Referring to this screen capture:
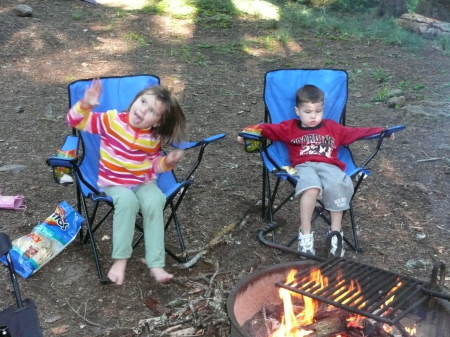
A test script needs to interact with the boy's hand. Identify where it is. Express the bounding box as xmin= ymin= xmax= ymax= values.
xmin=388 ymin=133 xmax=395 ymax=141
xmin=237 ymin=136 xmax=245 ymax=145
xmin=165 ymin=149 xmax=185 ymax=167
xmin=81 ymin=77 xmax=102 ymax=107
